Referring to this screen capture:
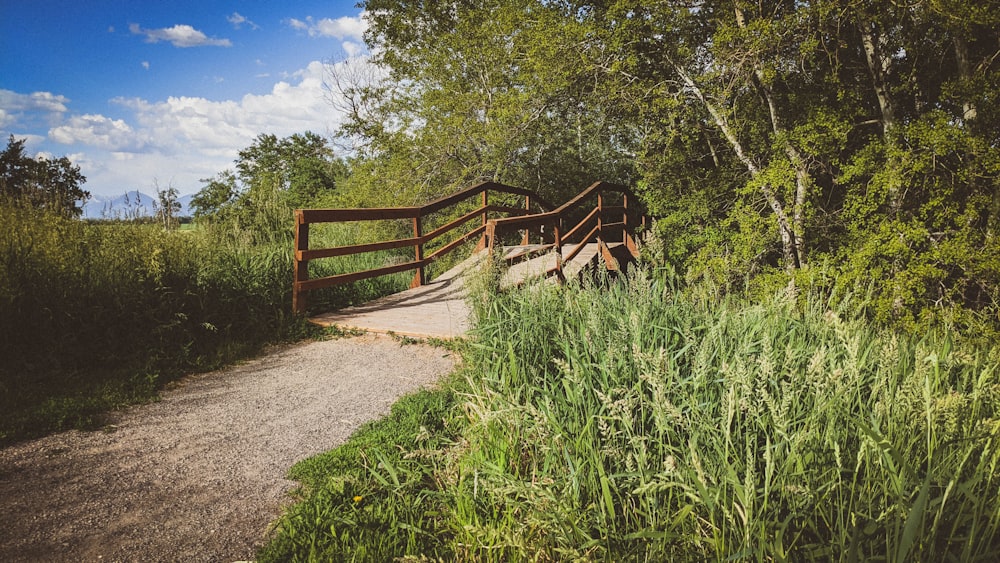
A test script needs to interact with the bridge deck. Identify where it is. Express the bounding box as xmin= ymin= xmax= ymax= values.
xmin=308 ymin=243 xmax=612 ymax=338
